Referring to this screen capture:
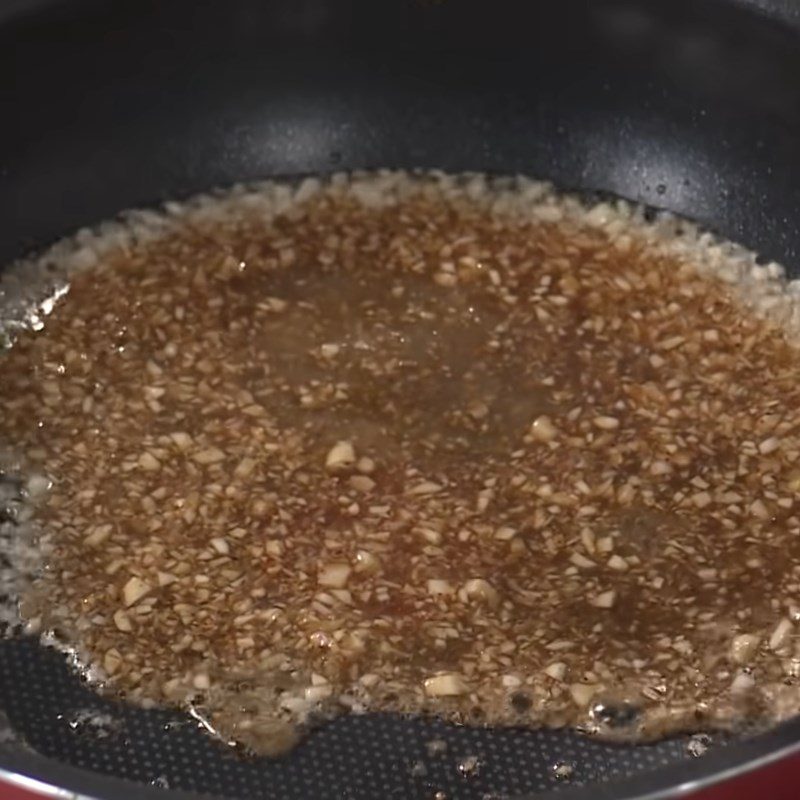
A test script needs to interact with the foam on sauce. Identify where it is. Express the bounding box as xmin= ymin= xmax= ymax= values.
xmin=3 ymin=172 xmax=800 ymax=754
